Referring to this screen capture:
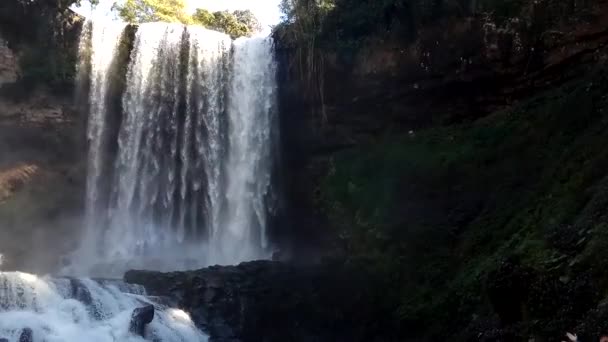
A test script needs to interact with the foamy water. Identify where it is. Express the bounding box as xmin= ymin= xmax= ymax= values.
xmin=0 ymin=272 xmax=207 ymax=342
